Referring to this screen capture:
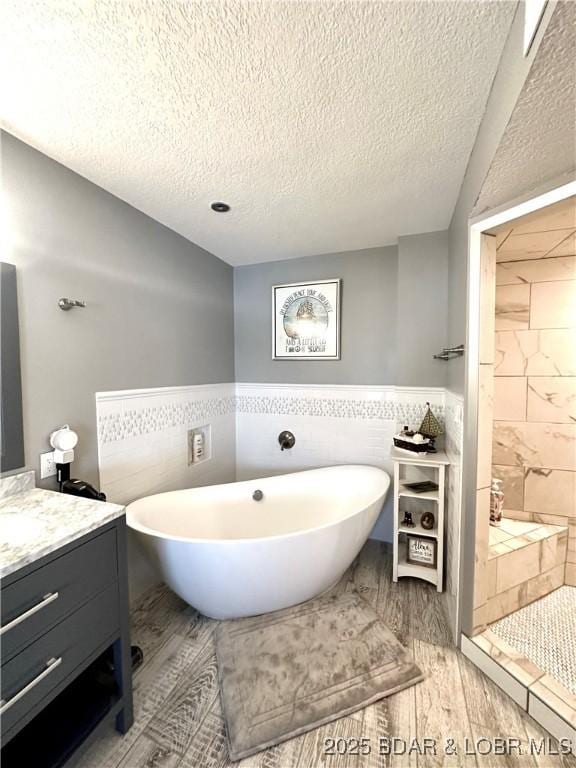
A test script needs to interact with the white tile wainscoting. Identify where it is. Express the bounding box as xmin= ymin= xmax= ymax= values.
xmin=96 ymin=383 xmax=237 ymax=506
xmin=95 ymin=382 xmax=460 ymax=622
